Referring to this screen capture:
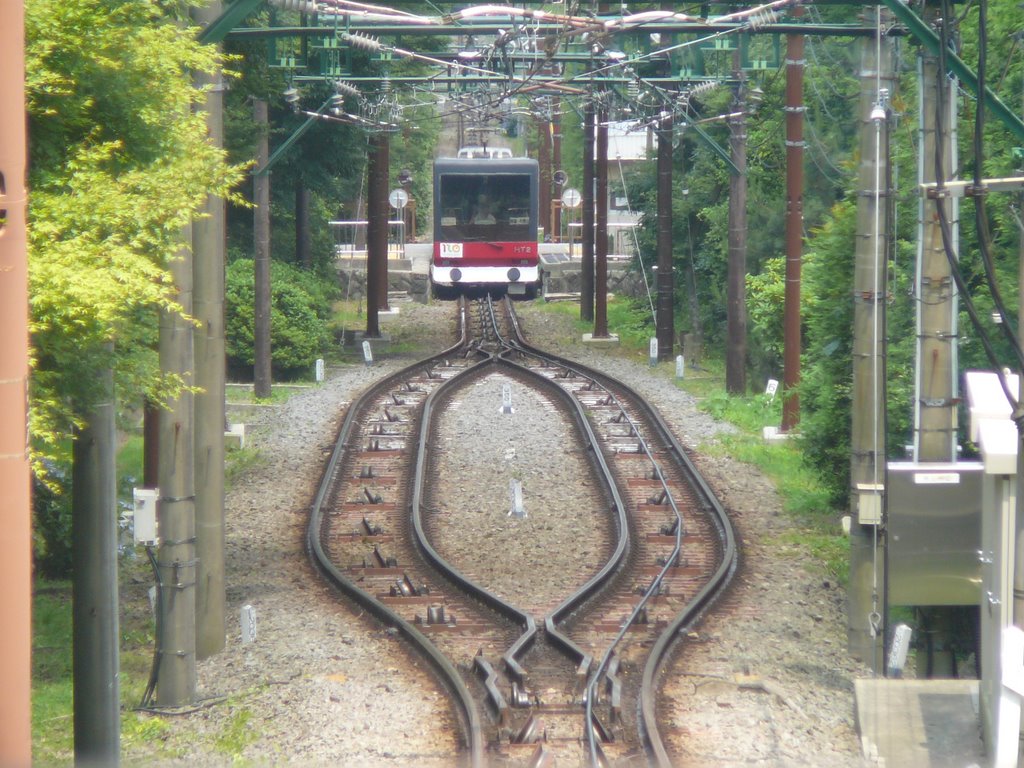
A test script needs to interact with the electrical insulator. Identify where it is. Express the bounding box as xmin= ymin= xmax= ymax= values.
xmin=342 ymin=32 xmax=383 ymax=52
xmin=271 ymin=0 xmax=317 ymax=12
